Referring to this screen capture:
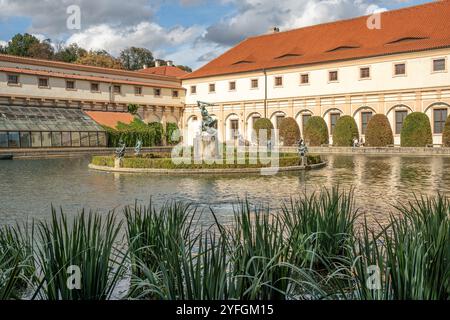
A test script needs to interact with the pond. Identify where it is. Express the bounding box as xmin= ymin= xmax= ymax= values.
xmin=1 ymin=154 xmax=450 ymax=226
